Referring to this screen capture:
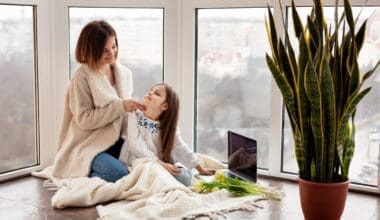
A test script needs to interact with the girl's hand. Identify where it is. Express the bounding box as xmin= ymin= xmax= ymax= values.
xmin=158 ymin=160 xmax=181 ymax=175
xmin=196 ymin=165 xmax=215 ymax=176
xmin=123 ymin=99 xmax=146 ymax=112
